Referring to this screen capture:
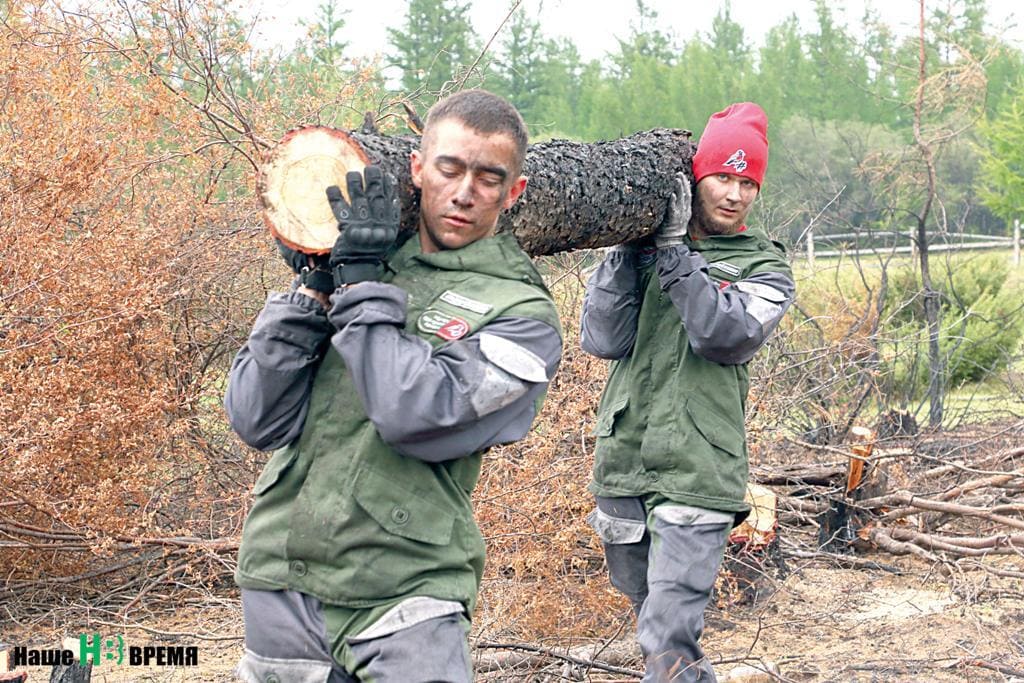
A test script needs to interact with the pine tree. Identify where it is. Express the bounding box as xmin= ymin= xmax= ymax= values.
xmin=300 ymin=0 xmax=349 ymax=68
xmin=388 ymin=0 xmax=479 ymax=96
xmin=976 ymin=84 xmax=1024 ymax=224
xmin=491 ymin=7 xmax=545 ymax=121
